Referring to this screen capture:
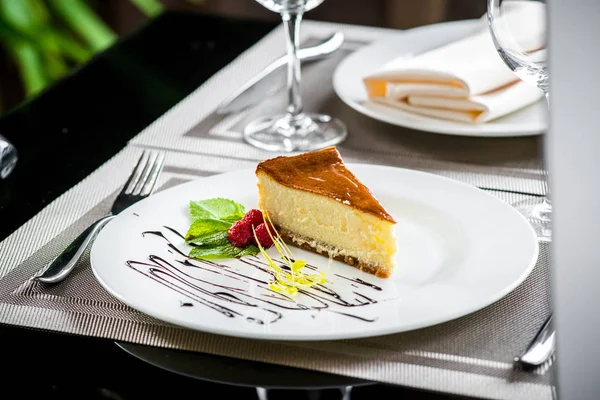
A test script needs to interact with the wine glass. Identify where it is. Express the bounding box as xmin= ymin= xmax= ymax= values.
xmin=245 ymin=0 xmax=347 ymax=152
xmin=256 ymin=386 xmax=352 ymax=400
xmin=488 ymin=0 xmax=552 ymax=242
xmin=0 ymin=134 xmax=18 ymax=179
